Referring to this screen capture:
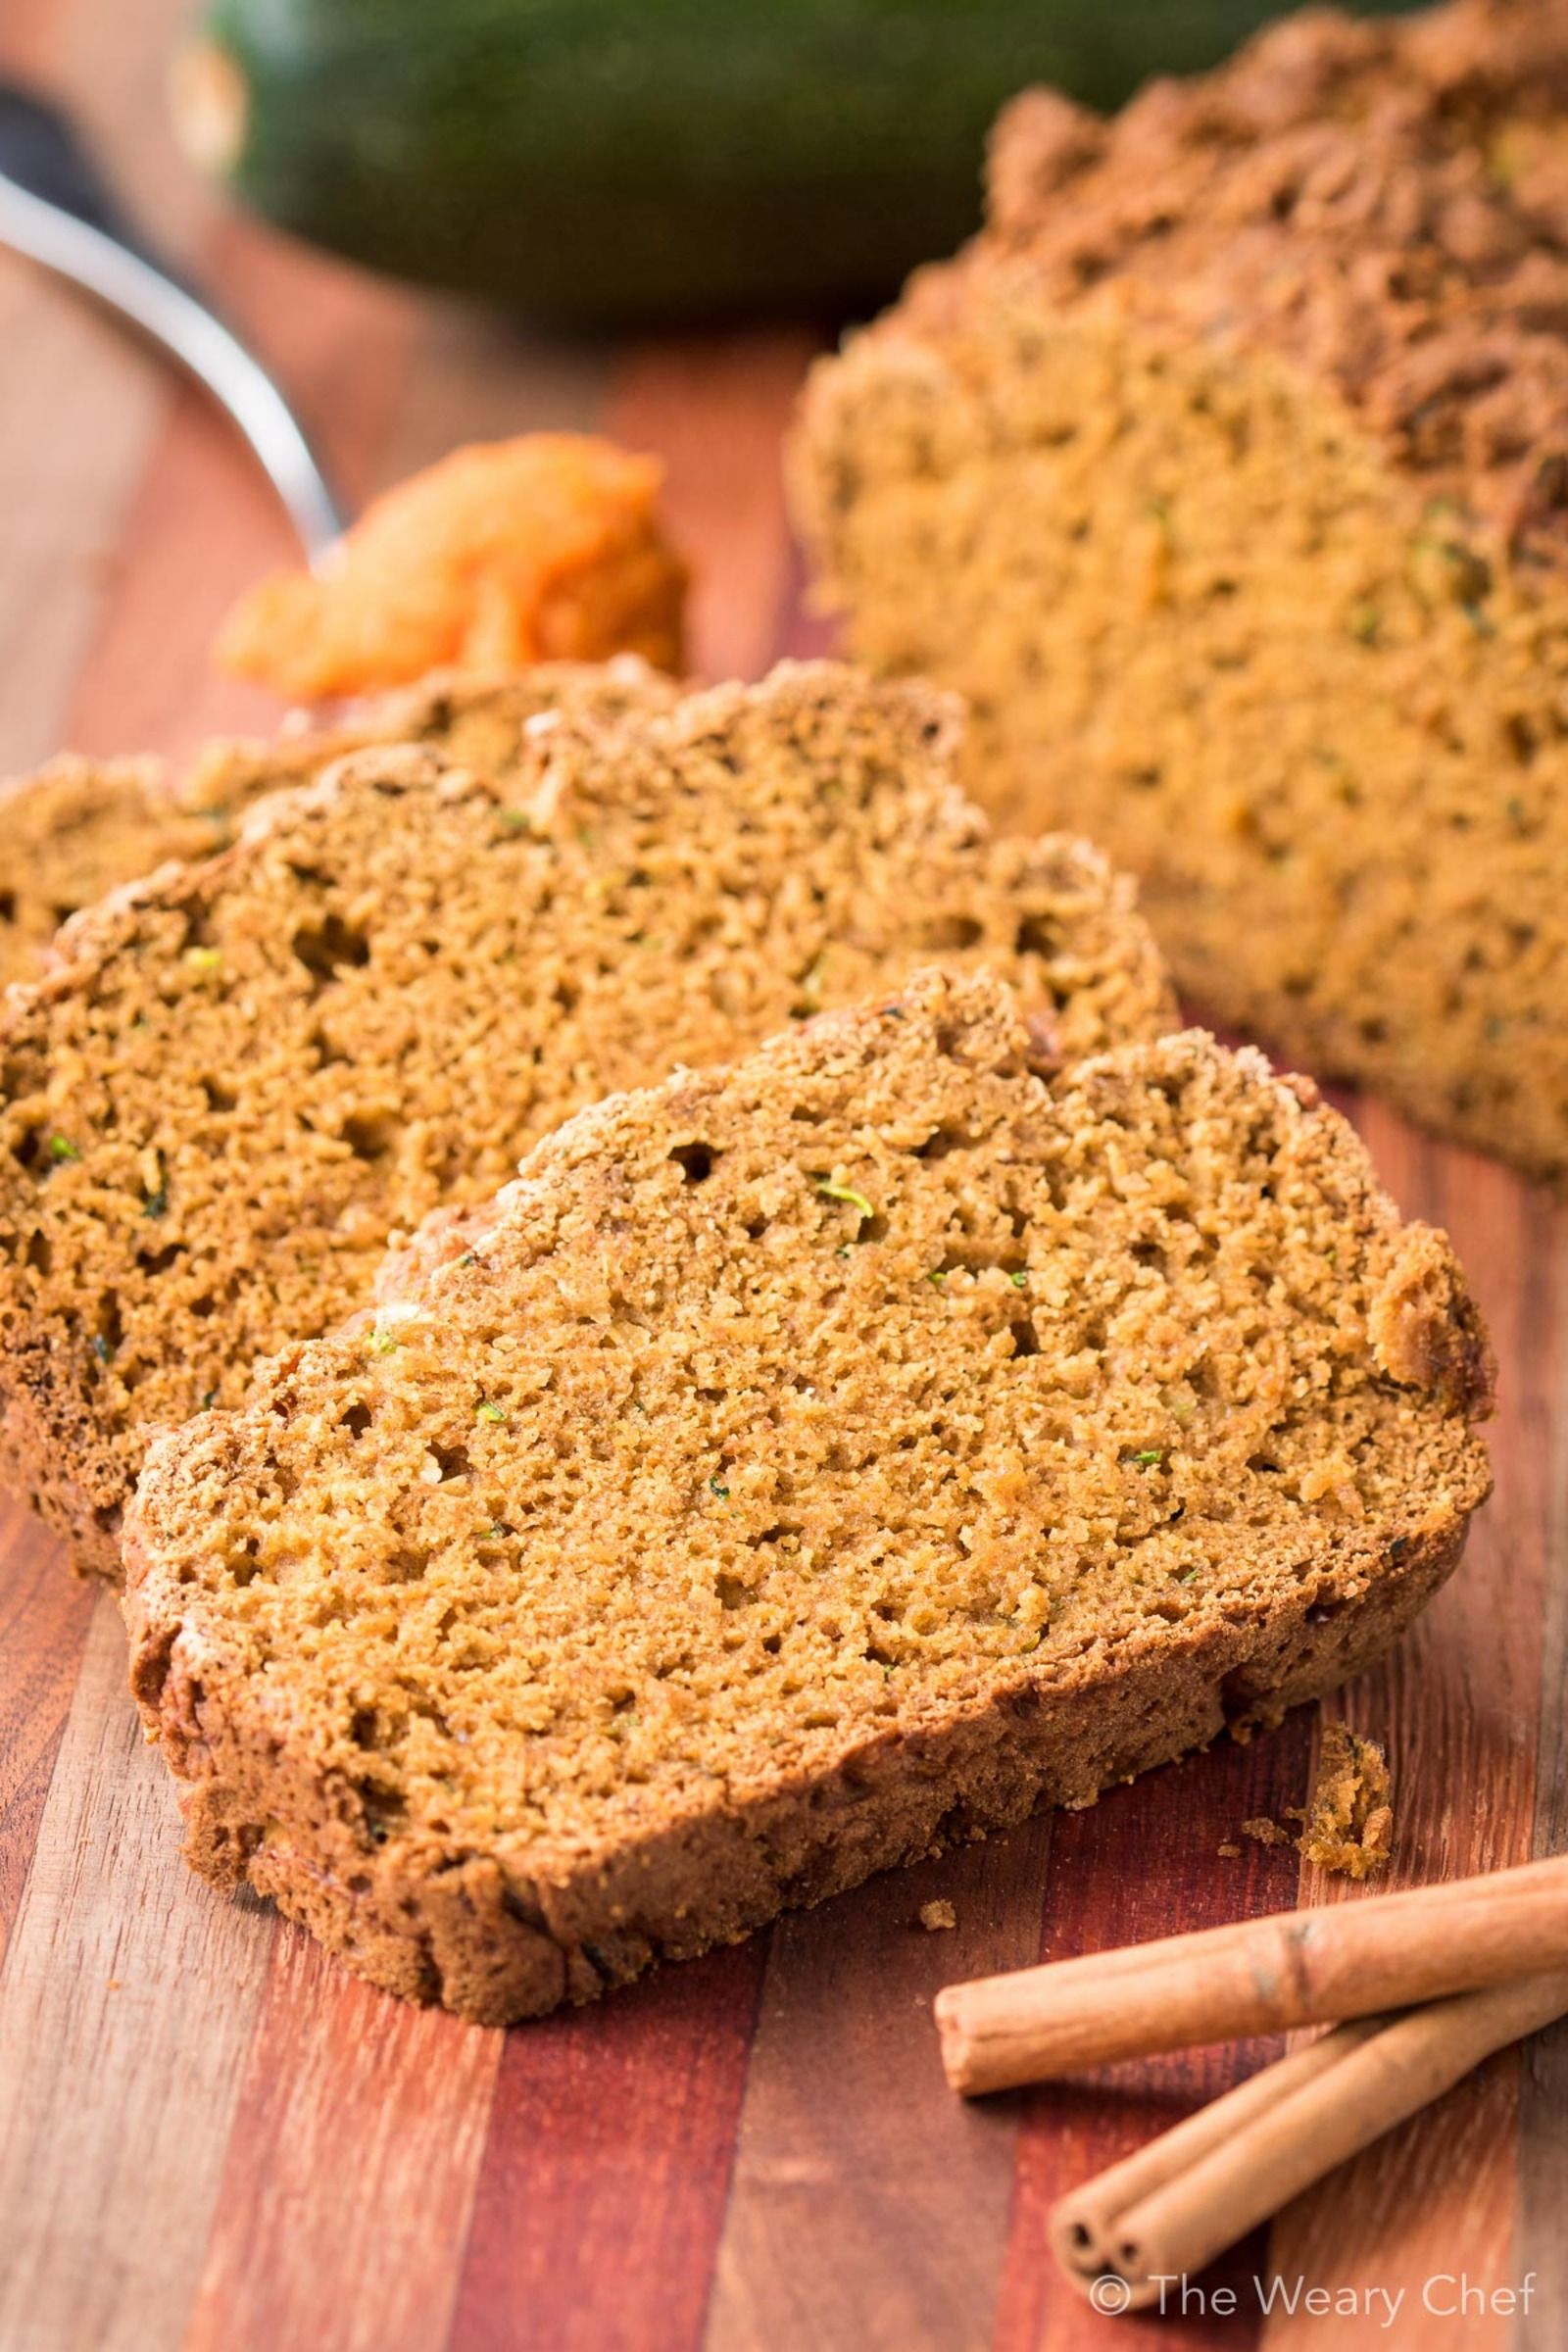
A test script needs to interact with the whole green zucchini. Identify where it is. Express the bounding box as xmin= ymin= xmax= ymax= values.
xmin=177 ymin=0 xmax=1424 ymax=327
